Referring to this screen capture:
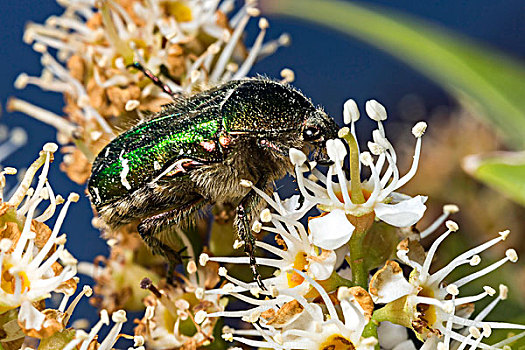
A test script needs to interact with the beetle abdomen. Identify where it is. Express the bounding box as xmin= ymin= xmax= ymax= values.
xmin=88 ymin=112 xmax=222 ymax=207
